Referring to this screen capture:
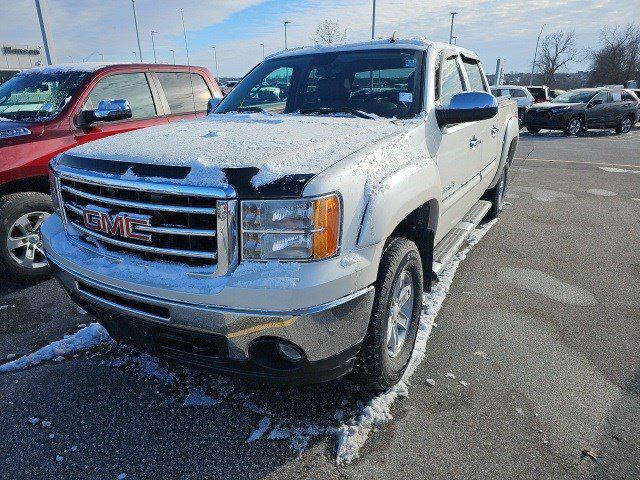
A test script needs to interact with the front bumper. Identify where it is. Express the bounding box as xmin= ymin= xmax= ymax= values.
xmin=50 ymin=256 xmax=375 ymax=383
xmin=523 ymin=110 xmax=572 ymax=130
